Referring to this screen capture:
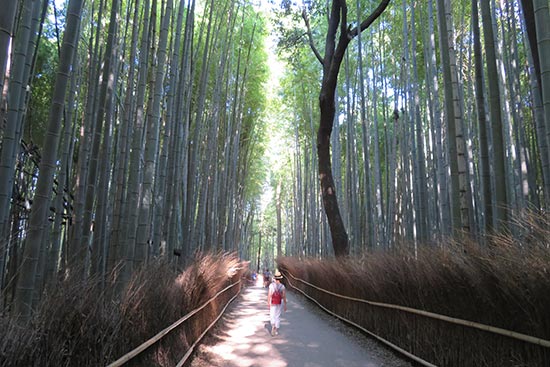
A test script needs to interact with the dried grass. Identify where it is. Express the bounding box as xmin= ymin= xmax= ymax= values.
xmin=0 ymin=252 xmax=246 ymax=367
xmin=278 ymin=212 xmax=550 ymax=366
